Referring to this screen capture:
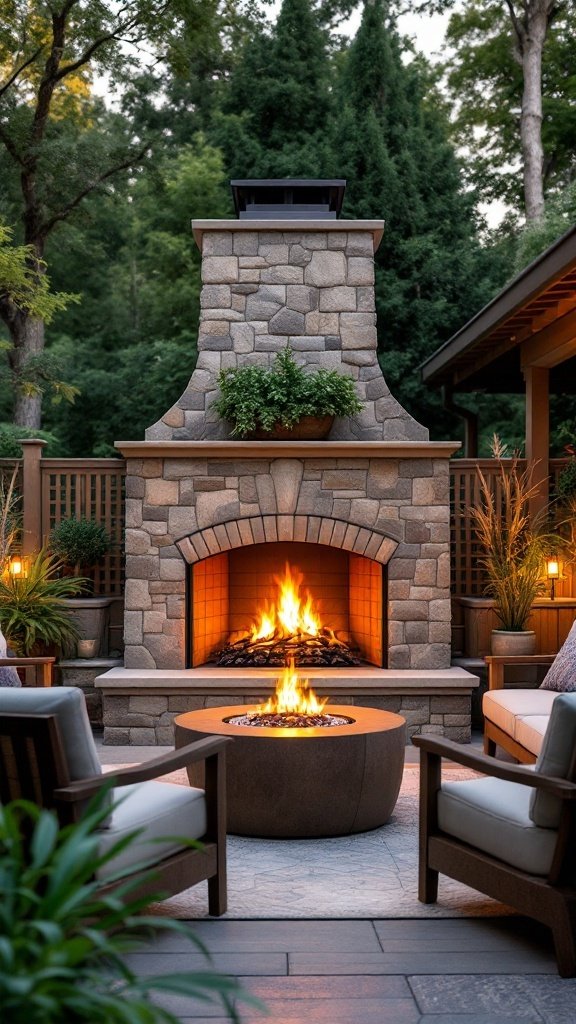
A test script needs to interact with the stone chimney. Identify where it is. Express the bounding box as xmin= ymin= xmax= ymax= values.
xmin=145 ymin=182 xmax=428 ymax=442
